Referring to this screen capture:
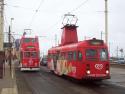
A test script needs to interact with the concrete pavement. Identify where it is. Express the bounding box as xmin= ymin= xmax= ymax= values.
xmin=107 ymin=67 xmax=125 ymax=88
xmin=0 ymin=60 xmax=18 ymax=94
